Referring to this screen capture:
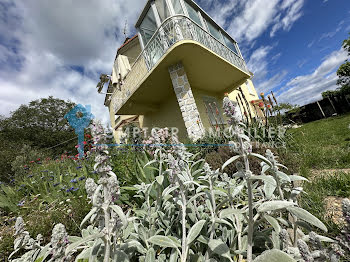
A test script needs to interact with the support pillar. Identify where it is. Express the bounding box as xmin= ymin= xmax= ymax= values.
xmin=168 ymin=62 xmax=205 ymax=140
